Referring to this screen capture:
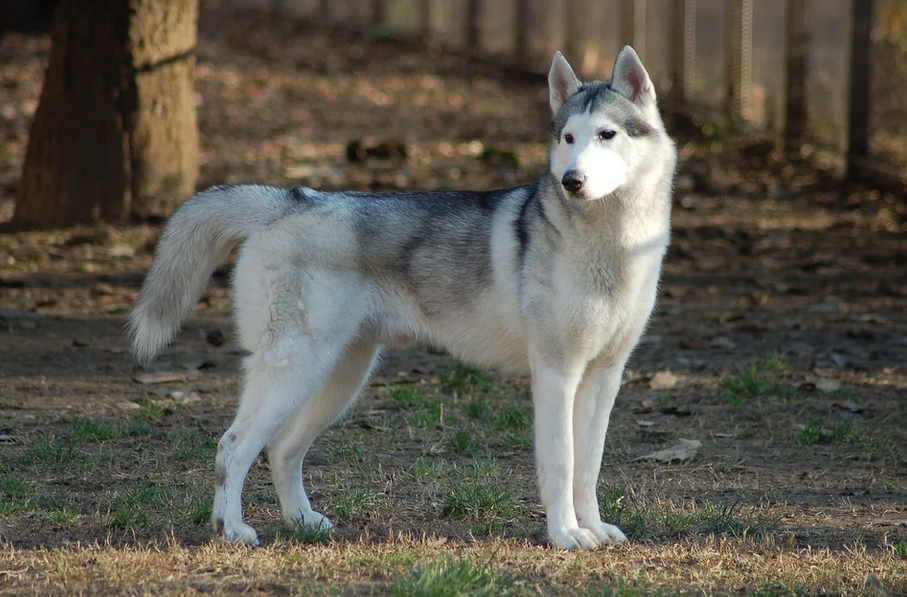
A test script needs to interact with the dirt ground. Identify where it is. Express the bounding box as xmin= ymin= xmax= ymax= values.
xmin=0 ymin=7 xmax=906 ymax=596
